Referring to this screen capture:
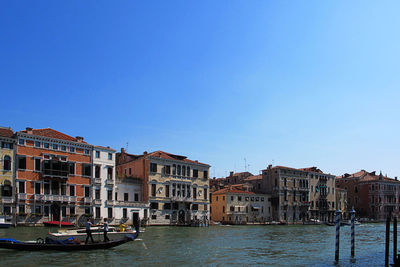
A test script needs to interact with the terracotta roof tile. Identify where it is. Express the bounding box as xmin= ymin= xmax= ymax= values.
xmin=244 ymin=175 xmax=262 ymax=181
xmin=19 ymin=128 xmax=87 ymax=143
xmin=0 ymin=127 xmax=14 ymax=138
xmin=213 ymin=188 xmax=255 ymax=195
xmin=147 ymin=150 xmax=209 ymax=166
